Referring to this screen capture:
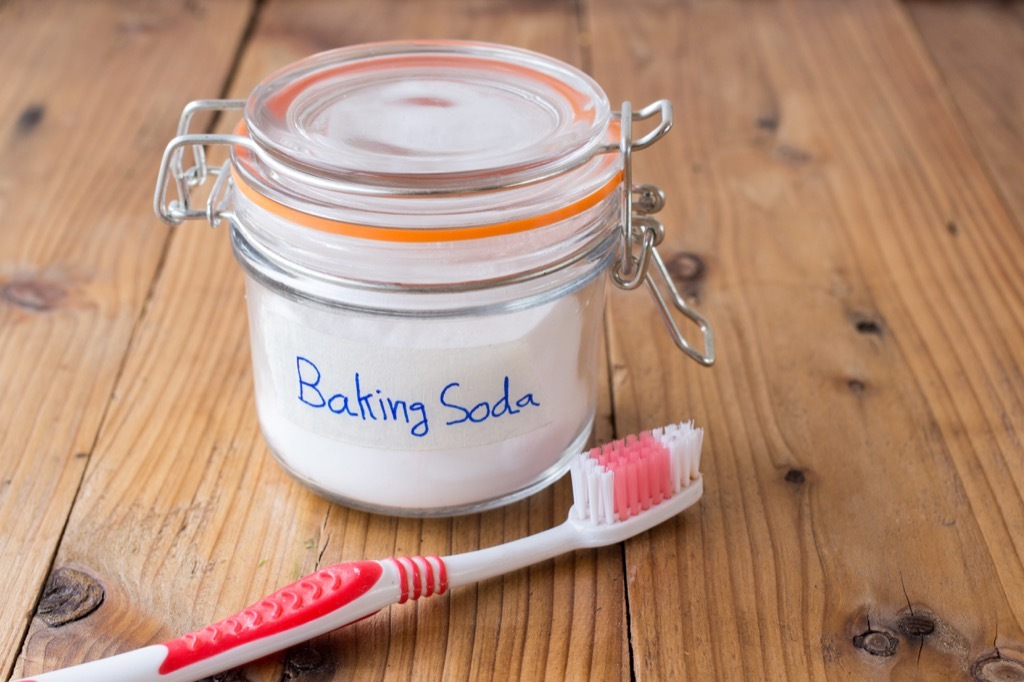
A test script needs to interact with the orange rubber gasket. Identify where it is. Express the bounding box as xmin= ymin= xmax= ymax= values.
xmin=231 ymin=164 xmax=623 ymax=243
